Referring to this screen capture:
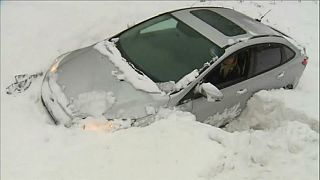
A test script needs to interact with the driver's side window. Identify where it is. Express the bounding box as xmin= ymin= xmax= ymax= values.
xmin=178 ymin=48 xmax=252 ymax=104
xmin=204 ymin=48 xmax=252 ymax=89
